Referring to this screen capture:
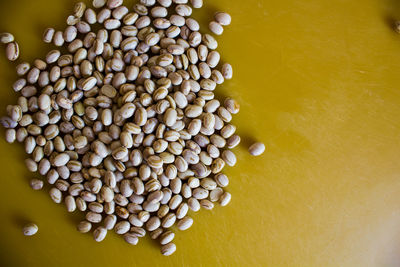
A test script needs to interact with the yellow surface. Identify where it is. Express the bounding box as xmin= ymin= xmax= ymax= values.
xmin=1 ymin=0 xmax=400 ymax=266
